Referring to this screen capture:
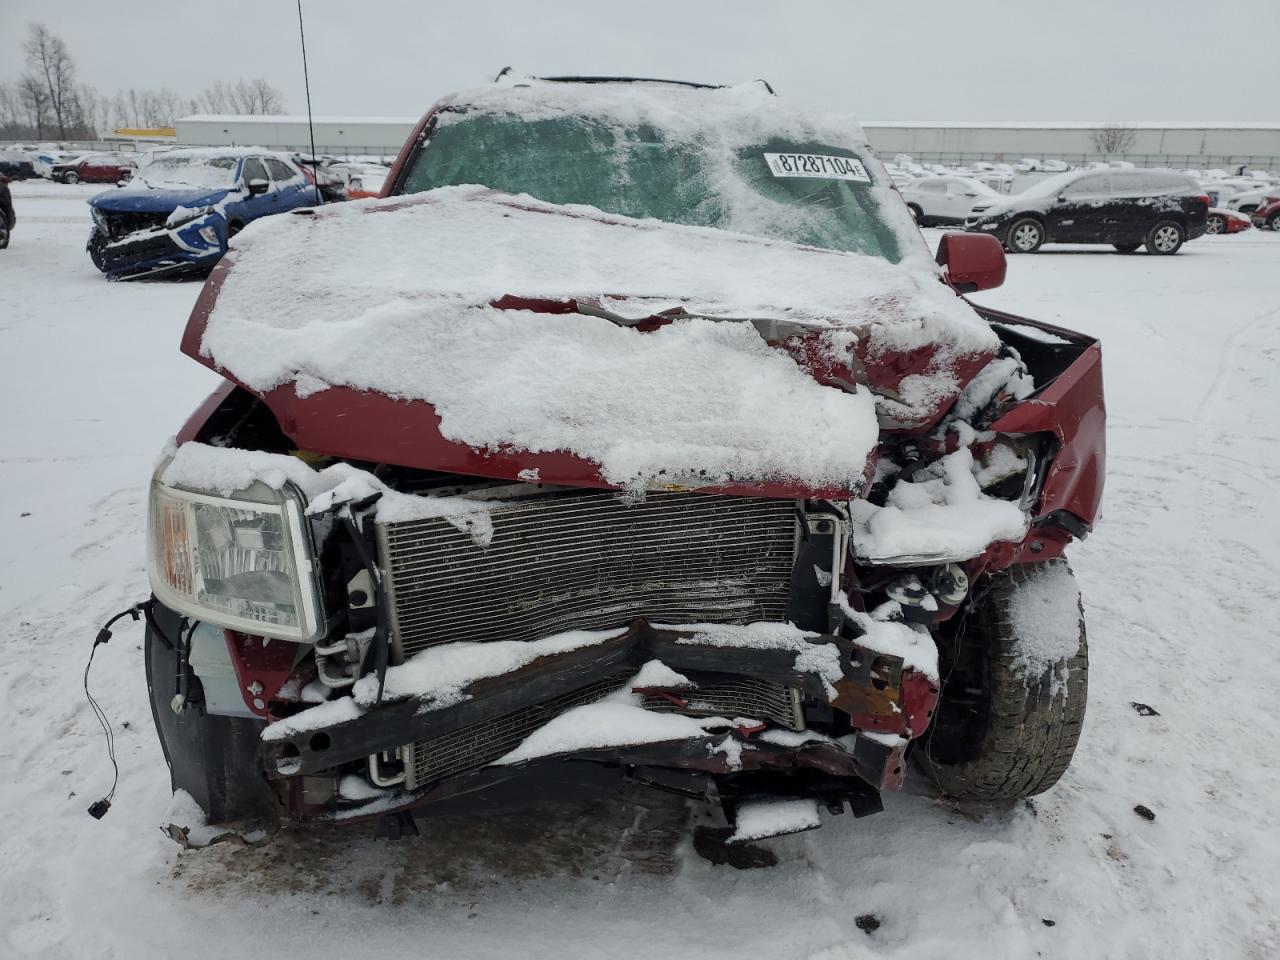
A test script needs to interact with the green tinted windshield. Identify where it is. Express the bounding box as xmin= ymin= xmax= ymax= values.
xmin=399 ymin=110 xmax=903 ymax=261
